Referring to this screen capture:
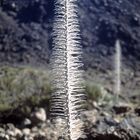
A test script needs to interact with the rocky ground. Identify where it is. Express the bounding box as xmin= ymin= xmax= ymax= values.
xmin=0 ymin=0 xmax=139 ymax=140
xmin=0 ymin=102 xmax=140 ymax=140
